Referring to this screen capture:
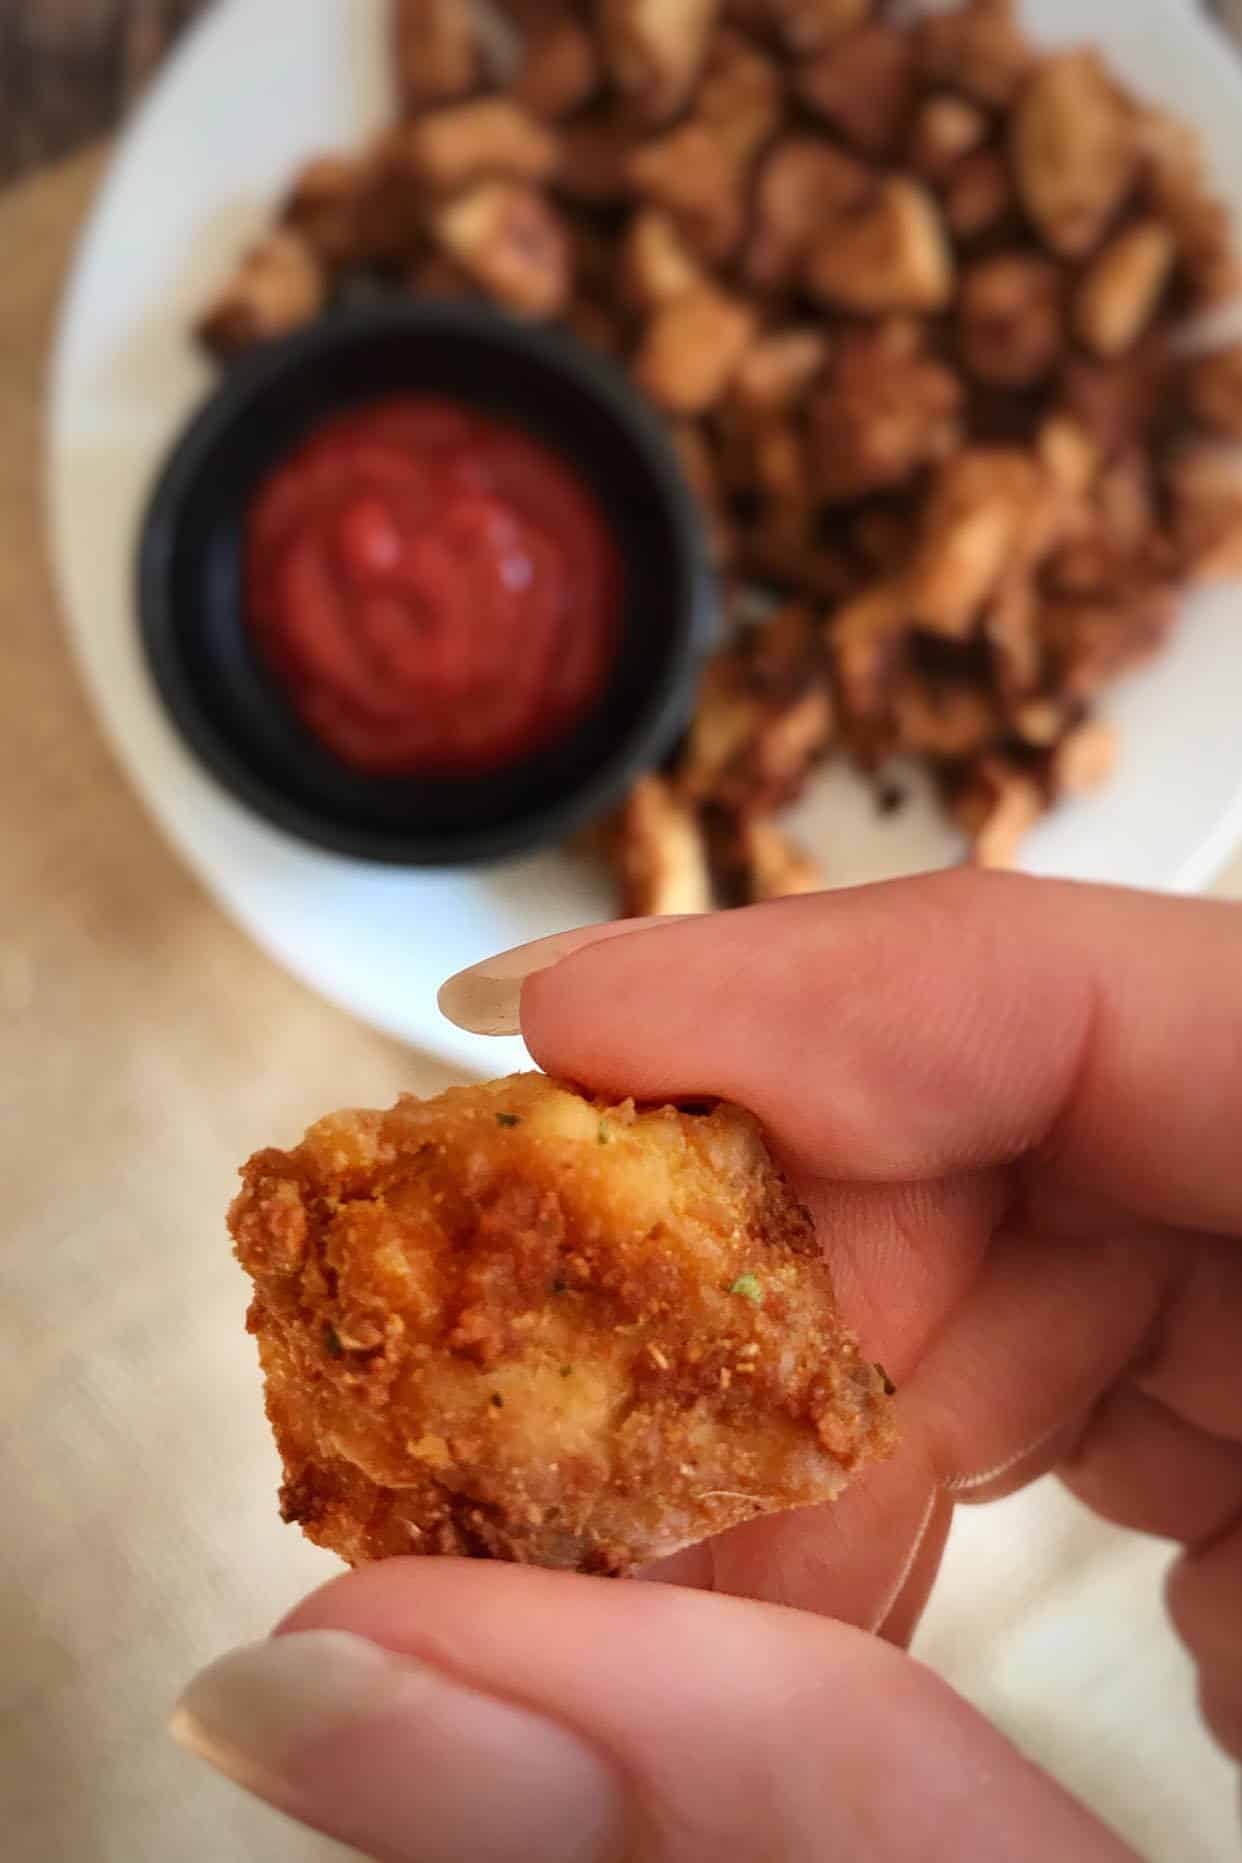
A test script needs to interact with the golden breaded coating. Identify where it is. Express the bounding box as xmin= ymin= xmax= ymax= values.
xmin=231 ymin=1075 xmax=895 ymax=1576
xmin=196 ymin=231 xmax=326 ymax=360
xmin=392 ymin=0 xmax=481 ymax=113
xmin=614 ymin=774 xmax=715 ymax=916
